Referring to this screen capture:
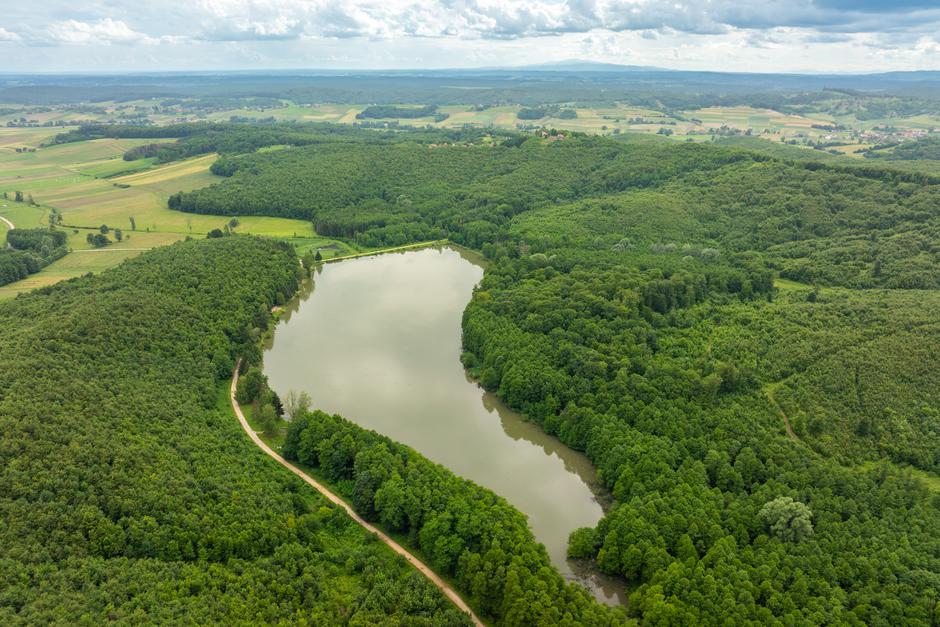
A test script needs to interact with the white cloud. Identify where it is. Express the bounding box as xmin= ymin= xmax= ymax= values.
xmin=42 ymin=18 xmax=159 ymax=46
xmin=176 ymin=0 xmax=940 ymax=44
xmin=0 ymin=27 xmax=20 ymax=42
xmin=3 ymin=0 xmax=940 ymax=71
